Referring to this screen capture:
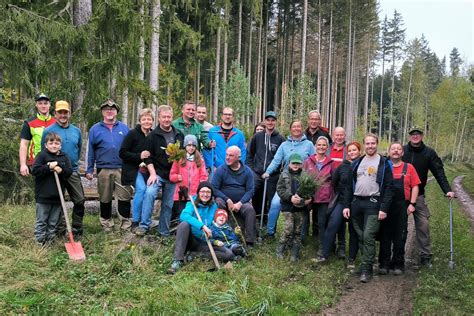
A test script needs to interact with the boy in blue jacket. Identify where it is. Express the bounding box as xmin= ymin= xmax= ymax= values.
xmin=210 ymin=209 xmax=247 ymax=258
